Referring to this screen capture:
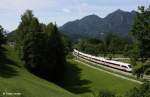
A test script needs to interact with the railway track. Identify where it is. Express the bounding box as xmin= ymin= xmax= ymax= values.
xmin=76 ymin=56 xmax=132 ymax=76
xmin=74 ymin=59 xmax=143 ymax=84
xmin=74 ymin=54 xmax=150 ymax=81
